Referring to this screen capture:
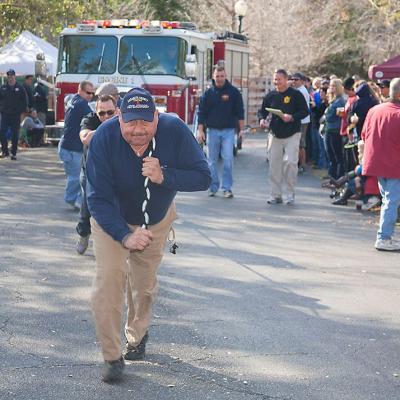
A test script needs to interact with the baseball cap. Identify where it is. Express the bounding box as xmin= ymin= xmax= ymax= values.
xmin=6 ymin=69 xmax=15 ymax=76
xmin=291 ymin=72 xmax=305 ymax=80
xmin=120 ymin=87 xmax=156 ymax=123
xmin=343 ymin=77 xmax=355 ymax=90
xmin=378 ymin=79 xmax=390 ymax=88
